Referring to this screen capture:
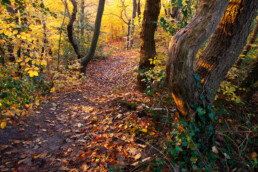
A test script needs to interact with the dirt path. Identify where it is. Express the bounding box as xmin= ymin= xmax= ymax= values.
xmin=0 ymin=50 xmax=155 ymax=171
